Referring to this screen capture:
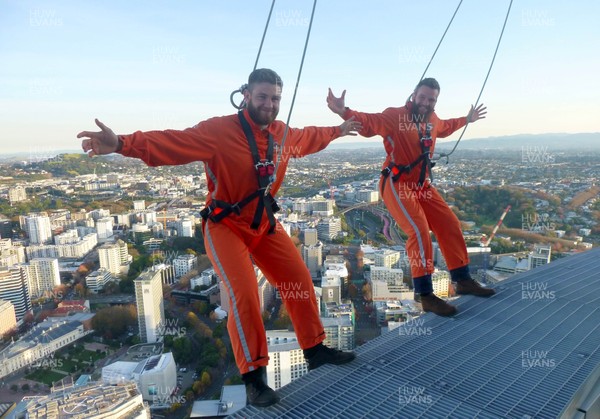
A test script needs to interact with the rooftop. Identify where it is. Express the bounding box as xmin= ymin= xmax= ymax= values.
xmin=232 ymin=248 xmax=600 ymax=418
